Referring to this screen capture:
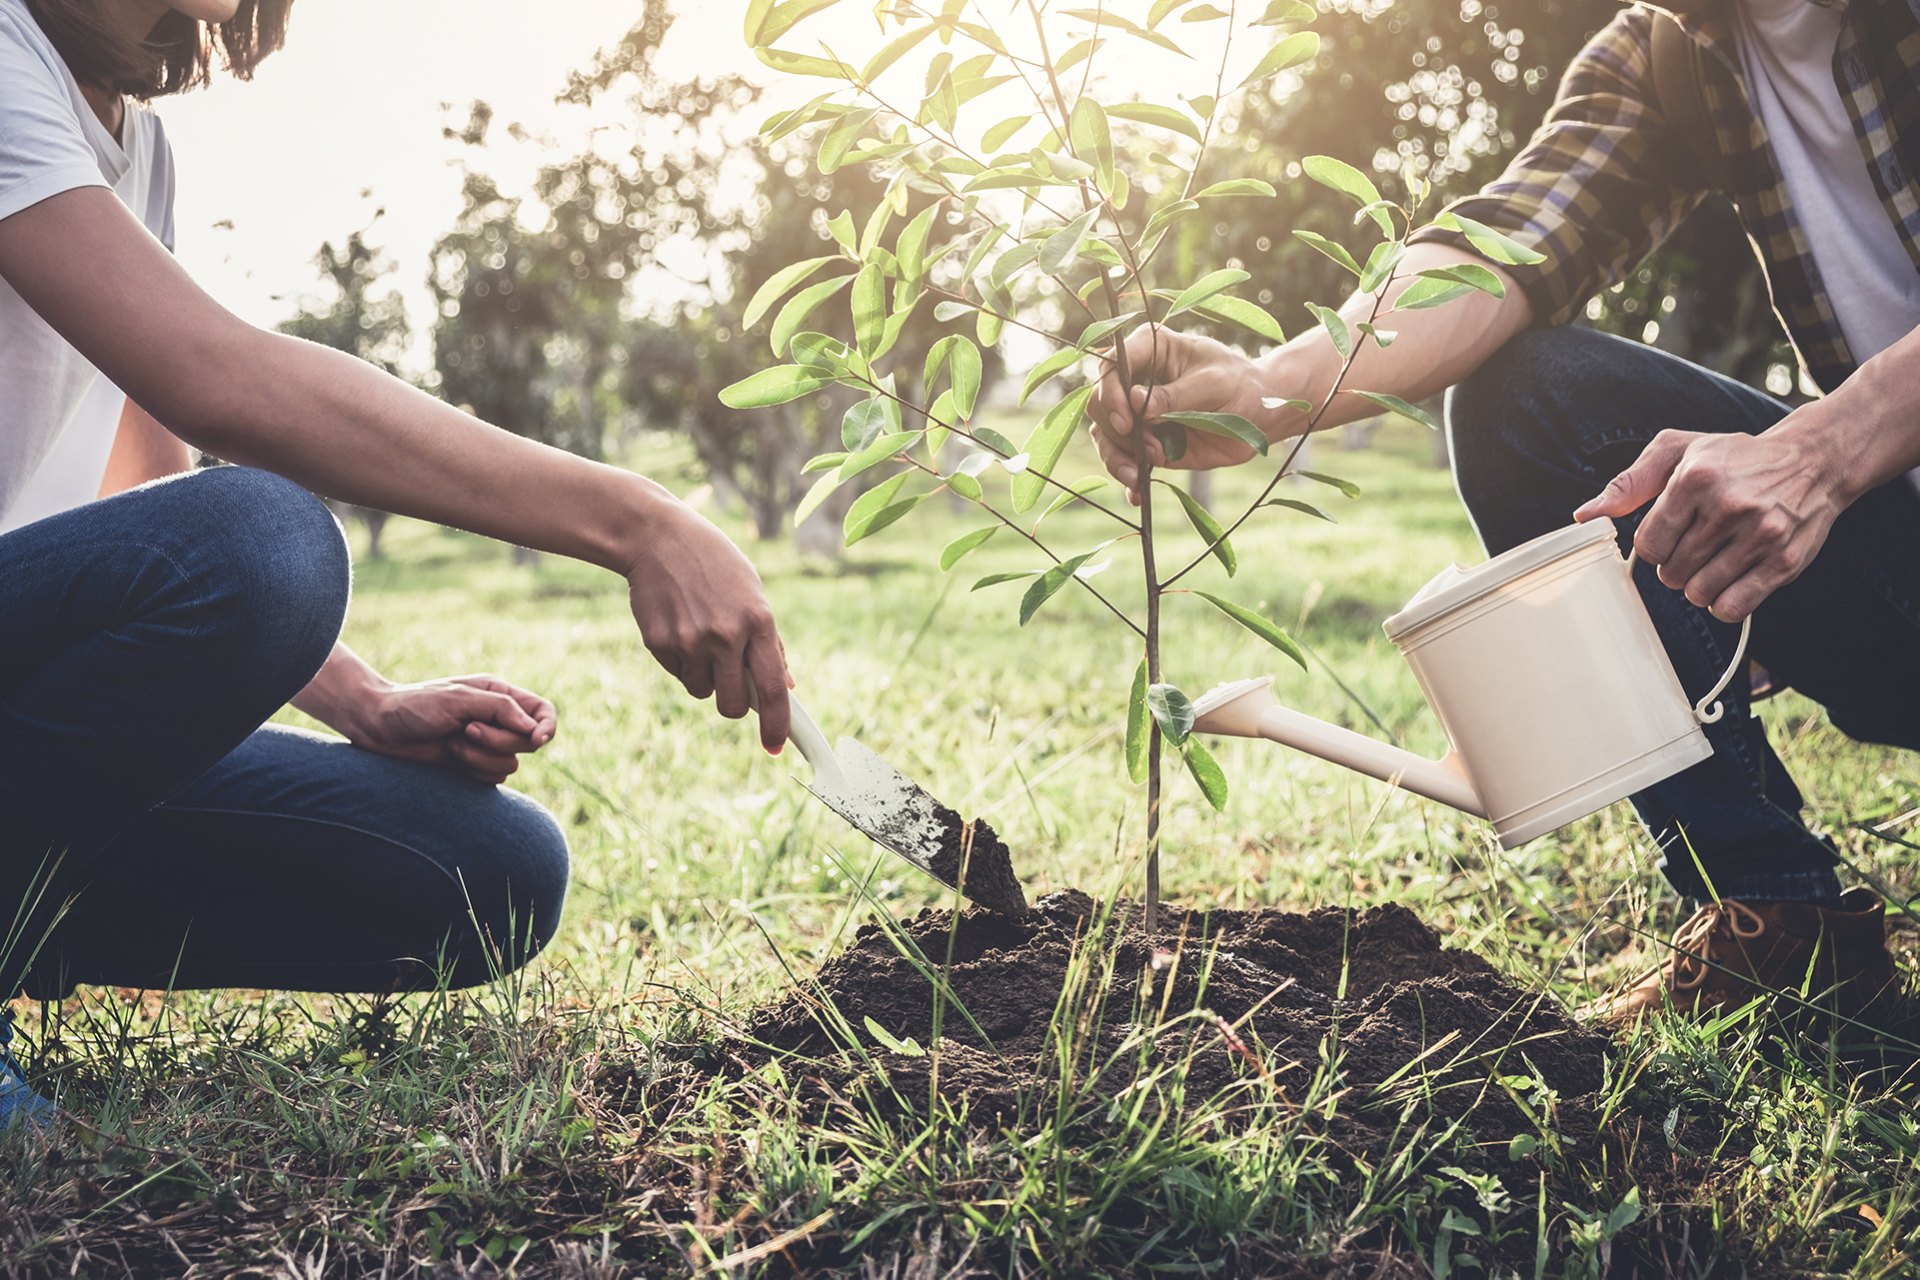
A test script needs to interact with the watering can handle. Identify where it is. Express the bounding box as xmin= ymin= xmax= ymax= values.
xmin=1624 ymin=548 xmax=1751 ymax=725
